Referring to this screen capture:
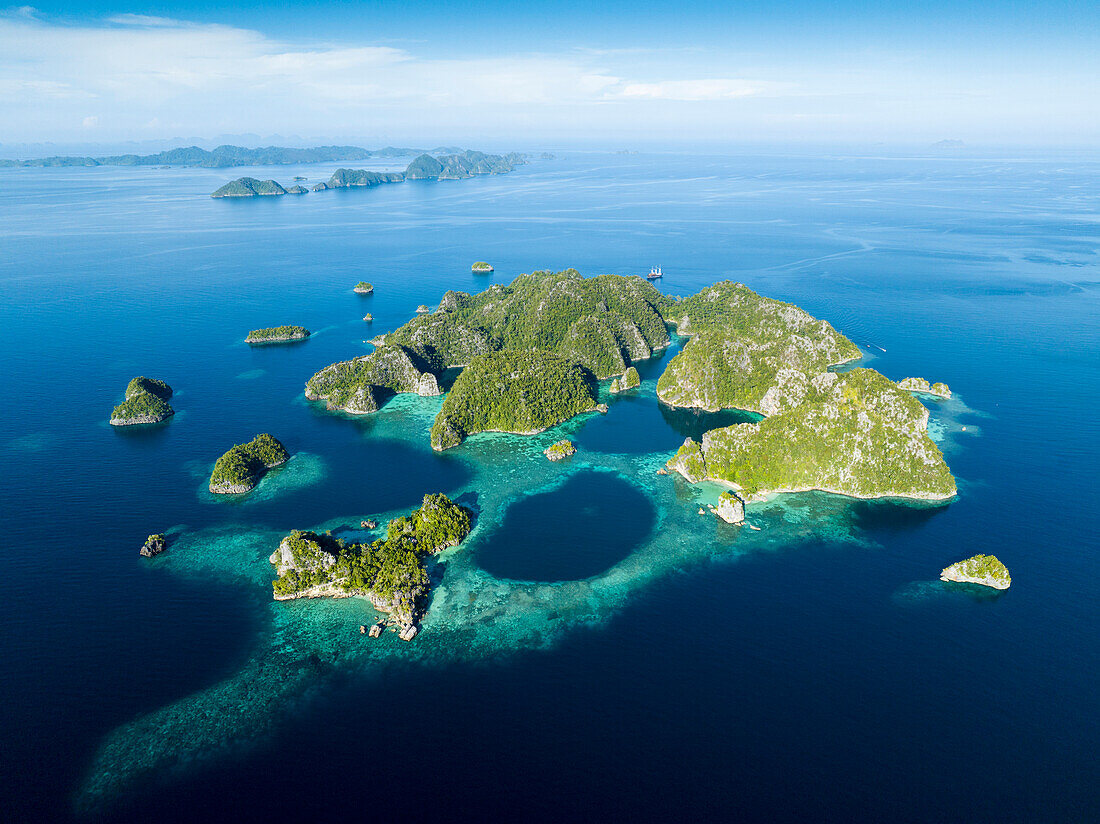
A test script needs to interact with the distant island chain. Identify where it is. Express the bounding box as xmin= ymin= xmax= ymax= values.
xmin=211 ymin=149 xmax=526 ymax=198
